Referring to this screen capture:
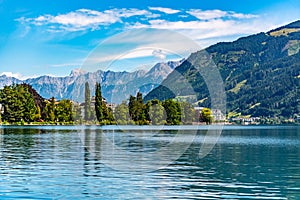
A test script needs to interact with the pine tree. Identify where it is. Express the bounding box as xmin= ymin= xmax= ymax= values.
xmin=128 ymin=95 xmax=136 ymax=121
xmin=95 ymin=82 xmax=103 ymax=122
xmin=136 ymin=92 xmax=147 ymax=124
xmin=84 ymin=82 xmax=91 ymax=121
